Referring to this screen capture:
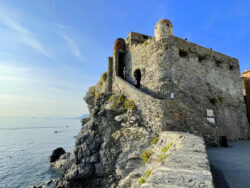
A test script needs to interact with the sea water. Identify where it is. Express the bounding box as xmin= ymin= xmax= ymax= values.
xmin=0 ymin=118 xmax=82 ymax=188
